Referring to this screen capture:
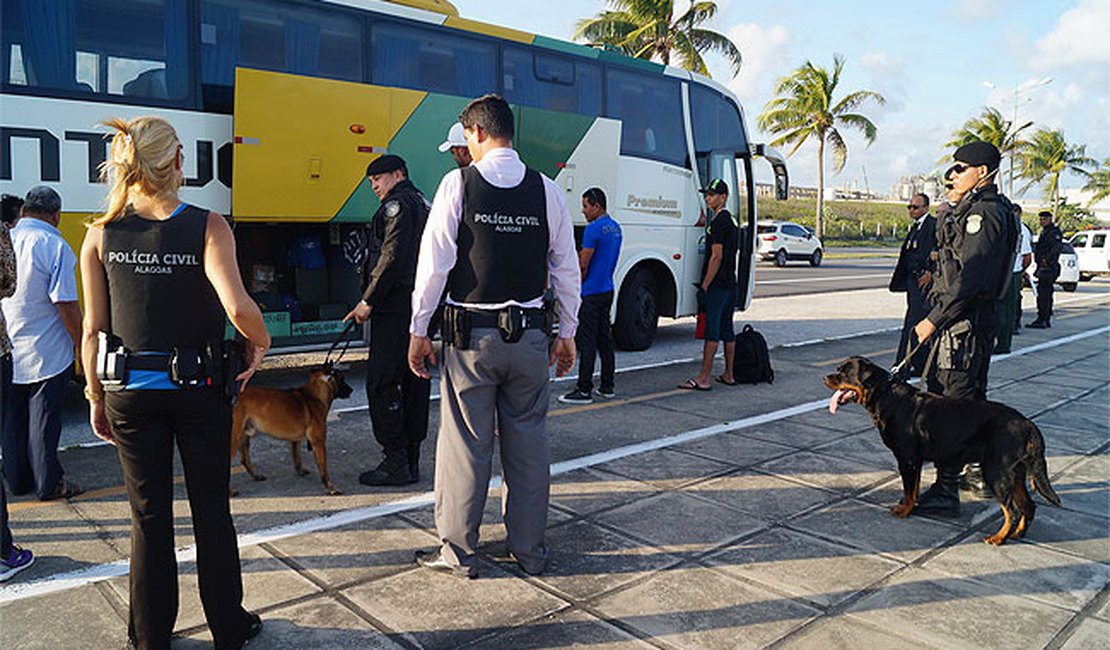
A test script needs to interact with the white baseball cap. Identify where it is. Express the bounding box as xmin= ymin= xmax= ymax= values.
xmin=437 ymin=123 xmax=467 ymax=153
